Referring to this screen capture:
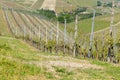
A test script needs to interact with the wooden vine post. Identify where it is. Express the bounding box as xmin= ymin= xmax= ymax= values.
xmin=101 ymin=32 xmax=105 ymax=61
xmin=63 ymin=19 xmax=67 ymax=54
xmin=88 ymin=10 xmax=96 ymax=58
xmin=108 ymin=1 xmax=115 ymax=62
xmin=73 ymin=15 xmax=78 ymax=57
xmin=56 ymin=14 xmax=59 ymax=54
xmin=45 ymin=26 xmax=48 ymax=52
